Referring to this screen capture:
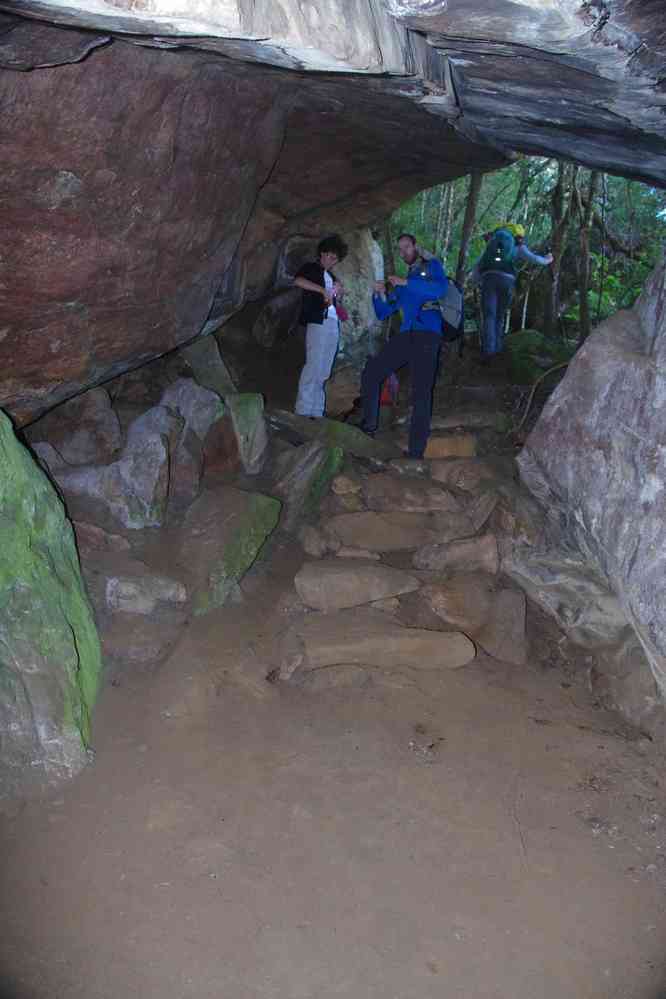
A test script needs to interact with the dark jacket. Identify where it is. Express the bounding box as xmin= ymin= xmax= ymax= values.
xmin=295 ymin=261 xmax=337 ymax=326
